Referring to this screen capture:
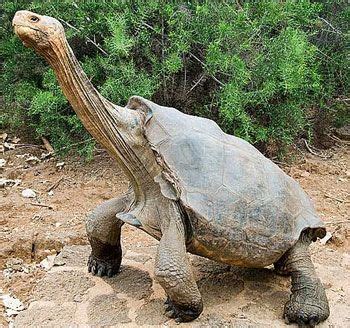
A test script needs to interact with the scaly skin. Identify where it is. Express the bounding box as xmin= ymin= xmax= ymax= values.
xmin=283 ymin=231 xmax=330 ymax=327
xmin=86 ymin=195 xmax=130 ymax=277
xmin=155 ymin=218 xmax=203 ymax=322
xmin=12 ymin=11 xmax=329 ymax=325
